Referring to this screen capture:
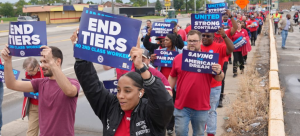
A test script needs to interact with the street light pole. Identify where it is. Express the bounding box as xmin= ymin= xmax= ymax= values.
xmin=112 ymin=0 xmax=114 ymax=14
xmin=194 ymin=0 xmax=196 ymax=13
